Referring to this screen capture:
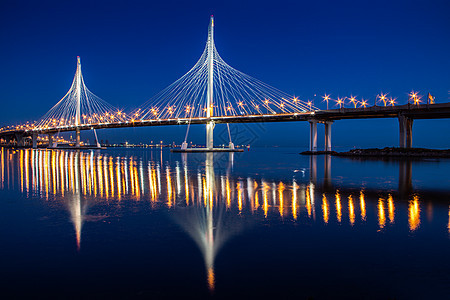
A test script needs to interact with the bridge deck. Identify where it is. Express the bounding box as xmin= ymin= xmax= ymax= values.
xmin=1 ymin=103 xmax=450 ymax=137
